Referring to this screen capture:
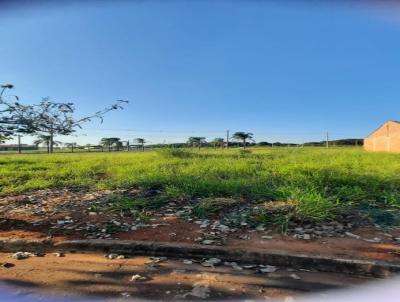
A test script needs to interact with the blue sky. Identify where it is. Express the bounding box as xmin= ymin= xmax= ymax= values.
xmin=1 ymin=0 xmax=400 ymax=145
